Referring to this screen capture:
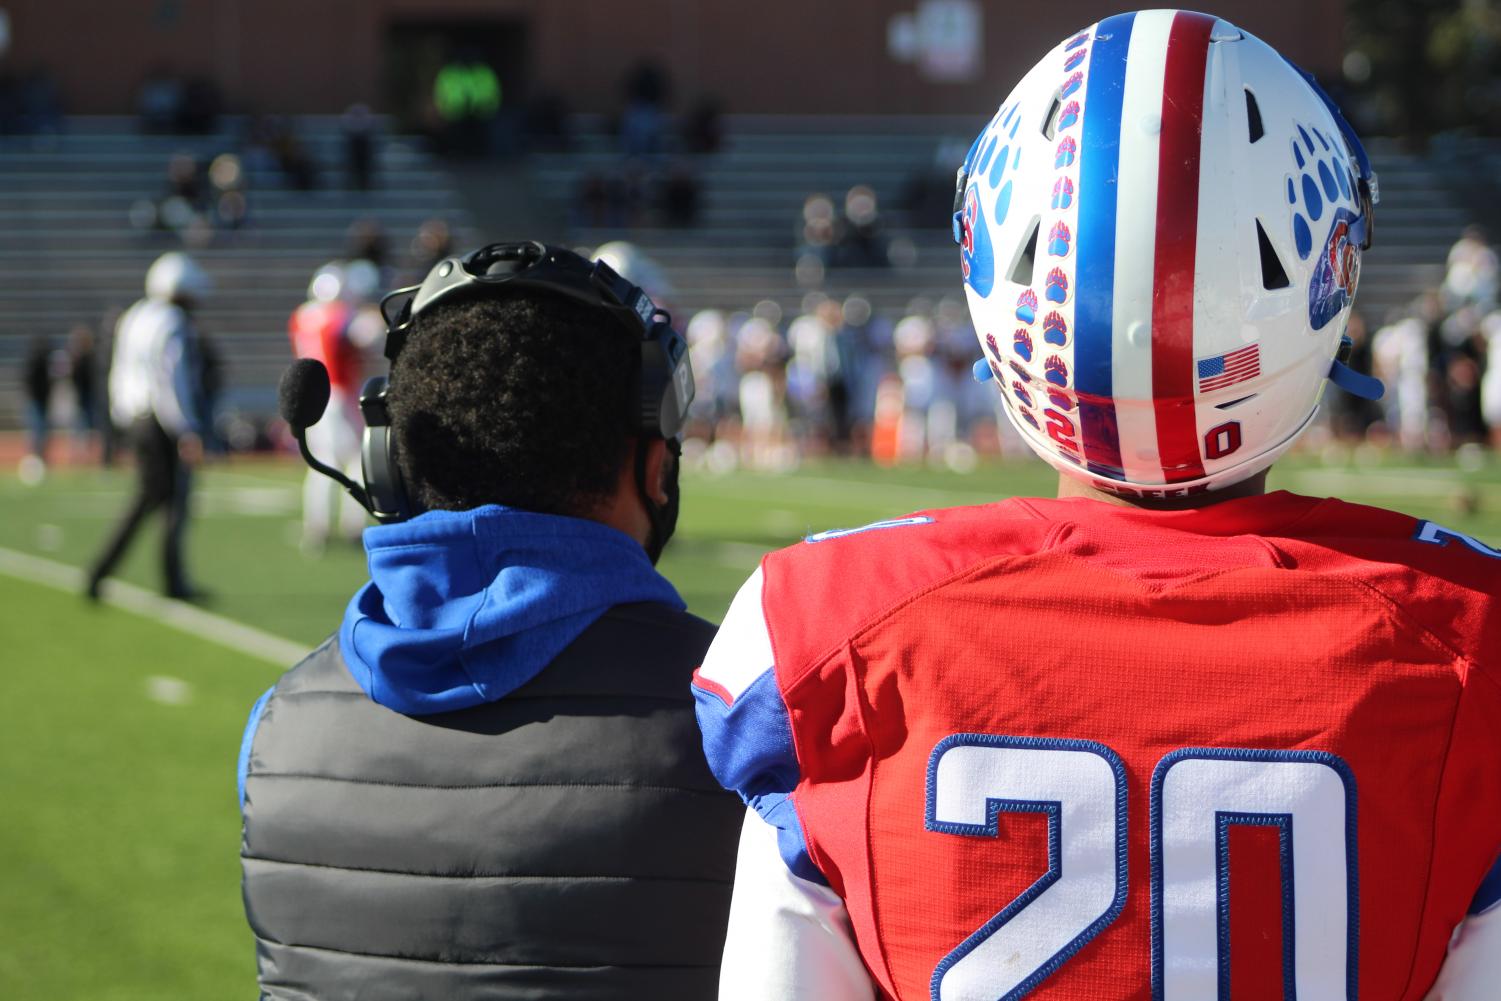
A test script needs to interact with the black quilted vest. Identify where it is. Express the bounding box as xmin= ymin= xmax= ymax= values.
xmin=241 ymin=602 xmax=743 ymax=1000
